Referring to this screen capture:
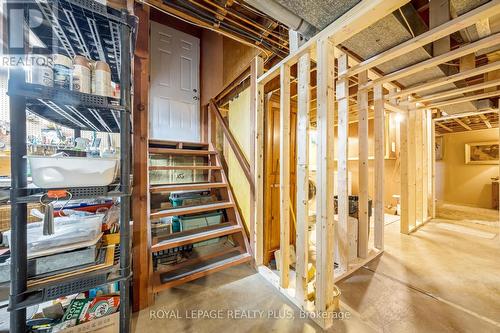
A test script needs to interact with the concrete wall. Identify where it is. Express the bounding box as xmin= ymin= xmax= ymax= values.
xmin=436 ymin=128 xmax=499 ymax=208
